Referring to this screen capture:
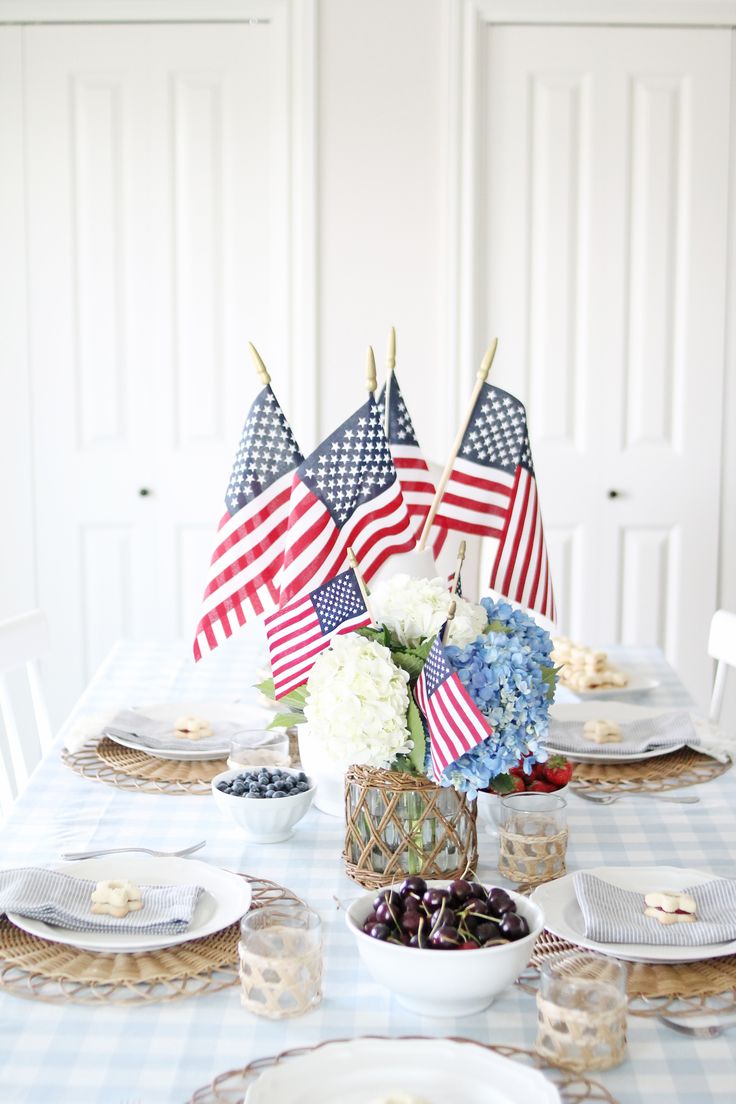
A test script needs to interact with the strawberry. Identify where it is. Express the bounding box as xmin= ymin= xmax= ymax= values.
xmin=528 ymin=779 xmax=555 ymax=793
xmin=509 ymin=764 xmax=526 ymax=780
xmin=542 ymin=755 xmax=573 ymax=789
